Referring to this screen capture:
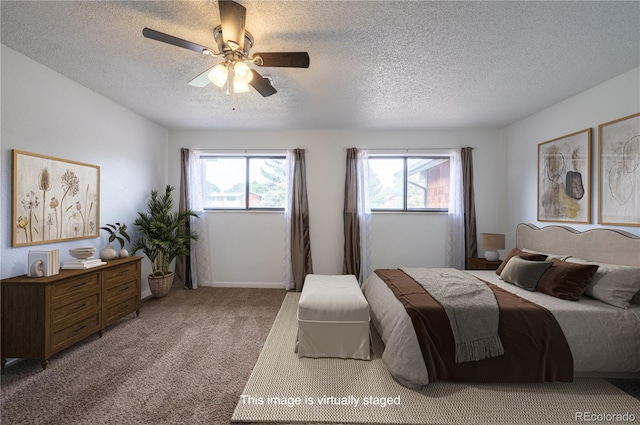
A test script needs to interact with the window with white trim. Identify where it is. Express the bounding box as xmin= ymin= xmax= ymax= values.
xmin=201 ymin=155 xmax=286 ymax=210
xmin=368 ymin=156 xmax=450 ymax=211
